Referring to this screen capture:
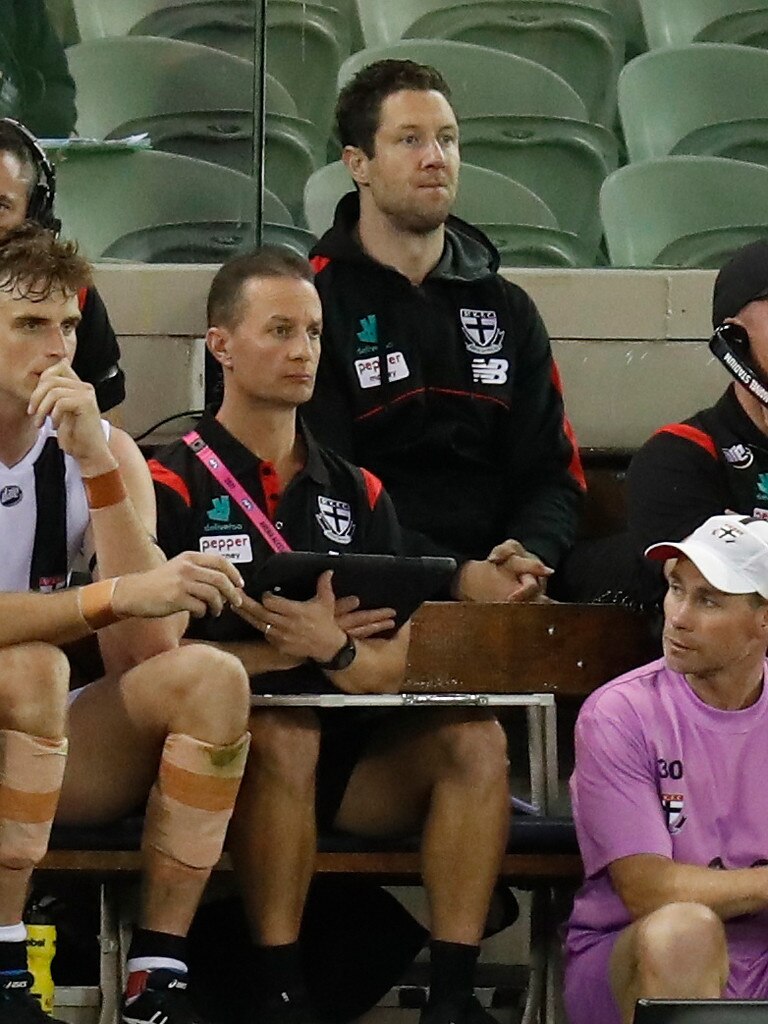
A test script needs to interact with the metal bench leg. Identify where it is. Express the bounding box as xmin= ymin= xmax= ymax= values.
xmin=519 ymin=885 xmax=548 ymax=1024
xmin=98 ymin=882 xmax=120 ymax=1024
xmin=525 ymin=703 xmax=559 ymax=816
